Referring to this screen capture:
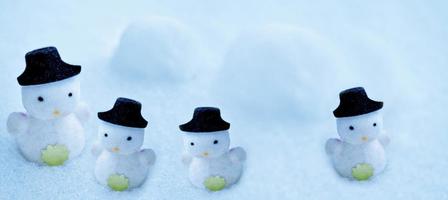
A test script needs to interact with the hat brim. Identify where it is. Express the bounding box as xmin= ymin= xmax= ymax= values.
xmin=18 ymin=62 xmax=81 ymax=86
xmin=333 ymin=100 xmax=383 ymax=118
xmin=98 ymin=111 xmax=148 ymax=128
xmin=179 ymin=121 xmax=230 ymax=132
